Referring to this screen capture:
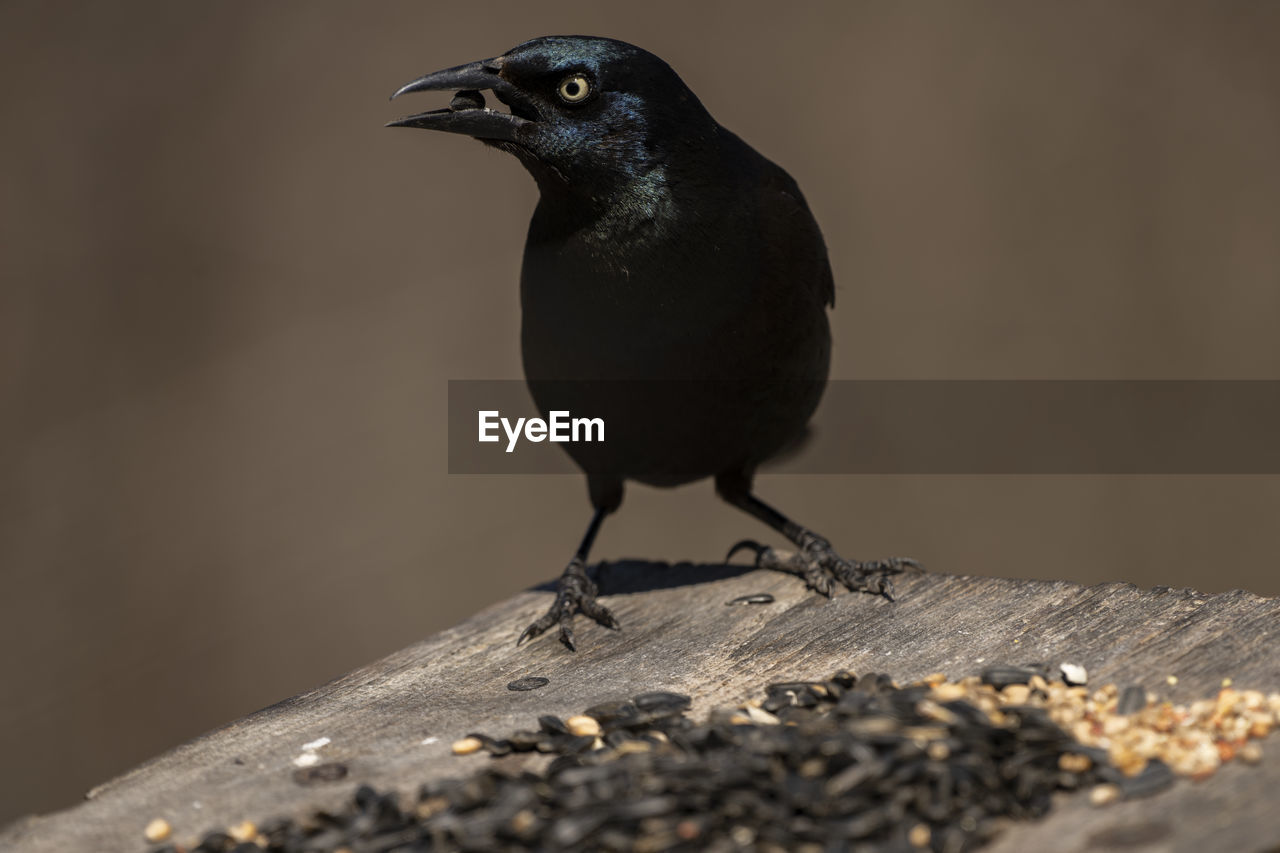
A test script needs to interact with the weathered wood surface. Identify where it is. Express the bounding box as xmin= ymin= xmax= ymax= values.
xmin=4 ymin=565 xmax=1279 ymax=853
